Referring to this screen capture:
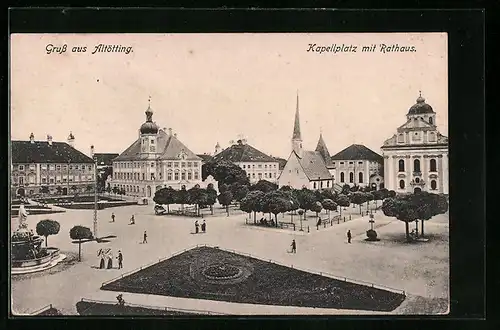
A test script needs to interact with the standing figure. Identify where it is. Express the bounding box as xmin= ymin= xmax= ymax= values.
xmin=130 ymin=215 xmax=135 ymax=225
xmin=201 ymin=220 xmax=206 ymax=233
xmin=111 ymin=213 xmax=115 ymax=222
xmin=347 ymin=230 xmax=352 ymax=244
xmin=143 ymin=231 xmax=148 ymax=244
xmin=291 ymin=239 xmax=297 ymax=253
xmin=107 ymin=250 xmax=114 ymax=269
xmin=117 ymin=250 xmax=123 ymax=269
xmin=98 ymin=249 xmax=105 ymax=269
xmin=195 ymin=220 xmax=199 ymax=234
